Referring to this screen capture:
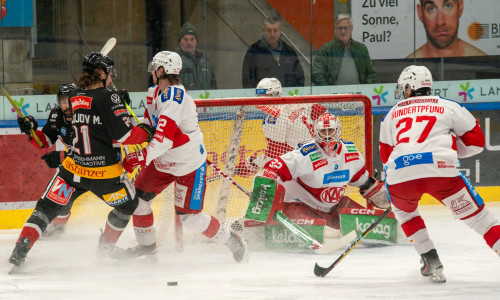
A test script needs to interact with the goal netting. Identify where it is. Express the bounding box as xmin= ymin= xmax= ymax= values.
xmin=155 ymin=94 xmax=373 ymax=250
